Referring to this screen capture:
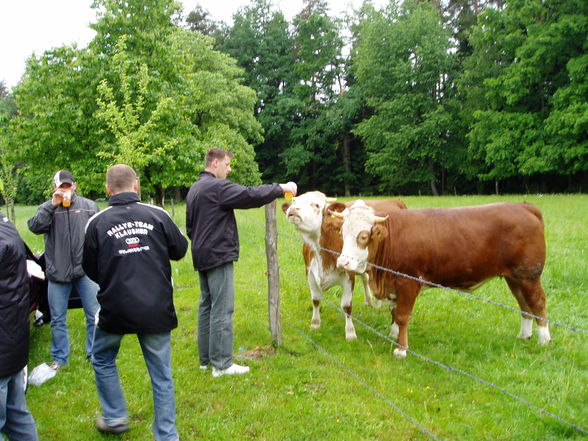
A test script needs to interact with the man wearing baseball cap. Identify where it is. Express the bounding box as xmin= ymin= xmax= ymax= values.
xmin=27 ymin=170 xmax=100 ymax=379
